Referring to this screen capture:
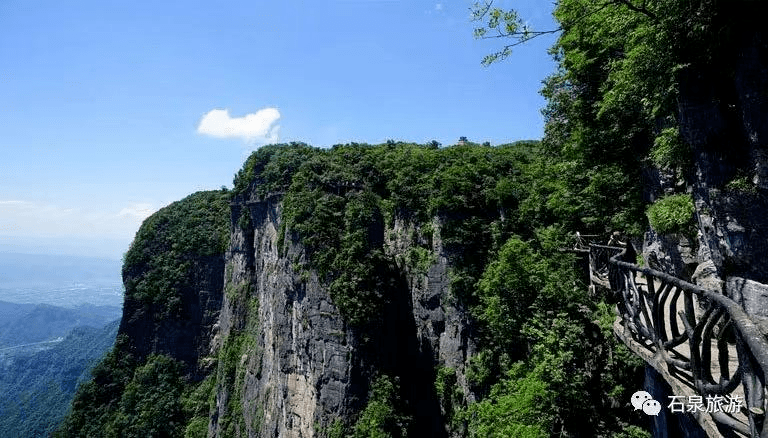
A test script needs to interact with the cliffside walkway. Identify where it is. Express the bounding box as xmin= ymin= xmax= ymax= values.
xmin=584 ymin=239 xmax=768 ymax=438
